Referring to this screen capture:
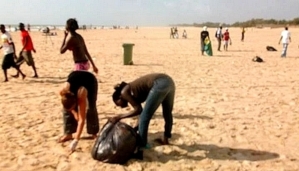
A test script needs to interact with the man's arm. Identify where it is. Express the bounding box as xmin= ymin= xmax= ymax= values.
xmin=117 ymin=85 xmax=143 ymax=120
xmin=60 ymin=31 xmax=71 ymax=54
xmin=10 ymin=41 xmax=17 ymax=56
xmin=73 ymin=87 xmax=87 ymax=140
xmin=278 ymin=36 xmax=282 ymax=44
xmin=59 ymin=82 xmax=70 ymax=96
xmin=21 ymin=36 xmax=28 ymax=52
xmin=82 ymin=38 xmax=96 ymax=68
